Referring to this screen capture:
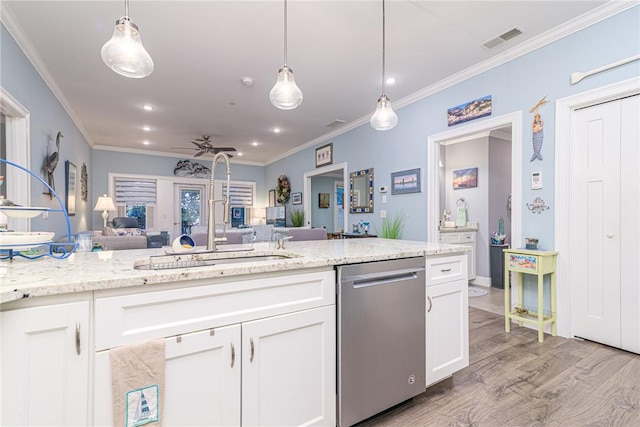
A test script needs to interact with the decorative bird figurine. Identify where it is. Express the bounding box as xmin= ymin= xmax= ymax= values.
xmin=43 ymin=131 xmax=62 ymax=199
